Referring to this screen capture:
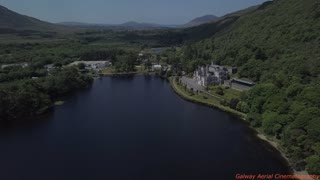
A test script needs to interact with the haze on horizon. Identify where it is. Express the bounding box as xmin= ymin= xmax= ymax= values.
xmin=0 ymin=0 xmax=267 ymax=24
